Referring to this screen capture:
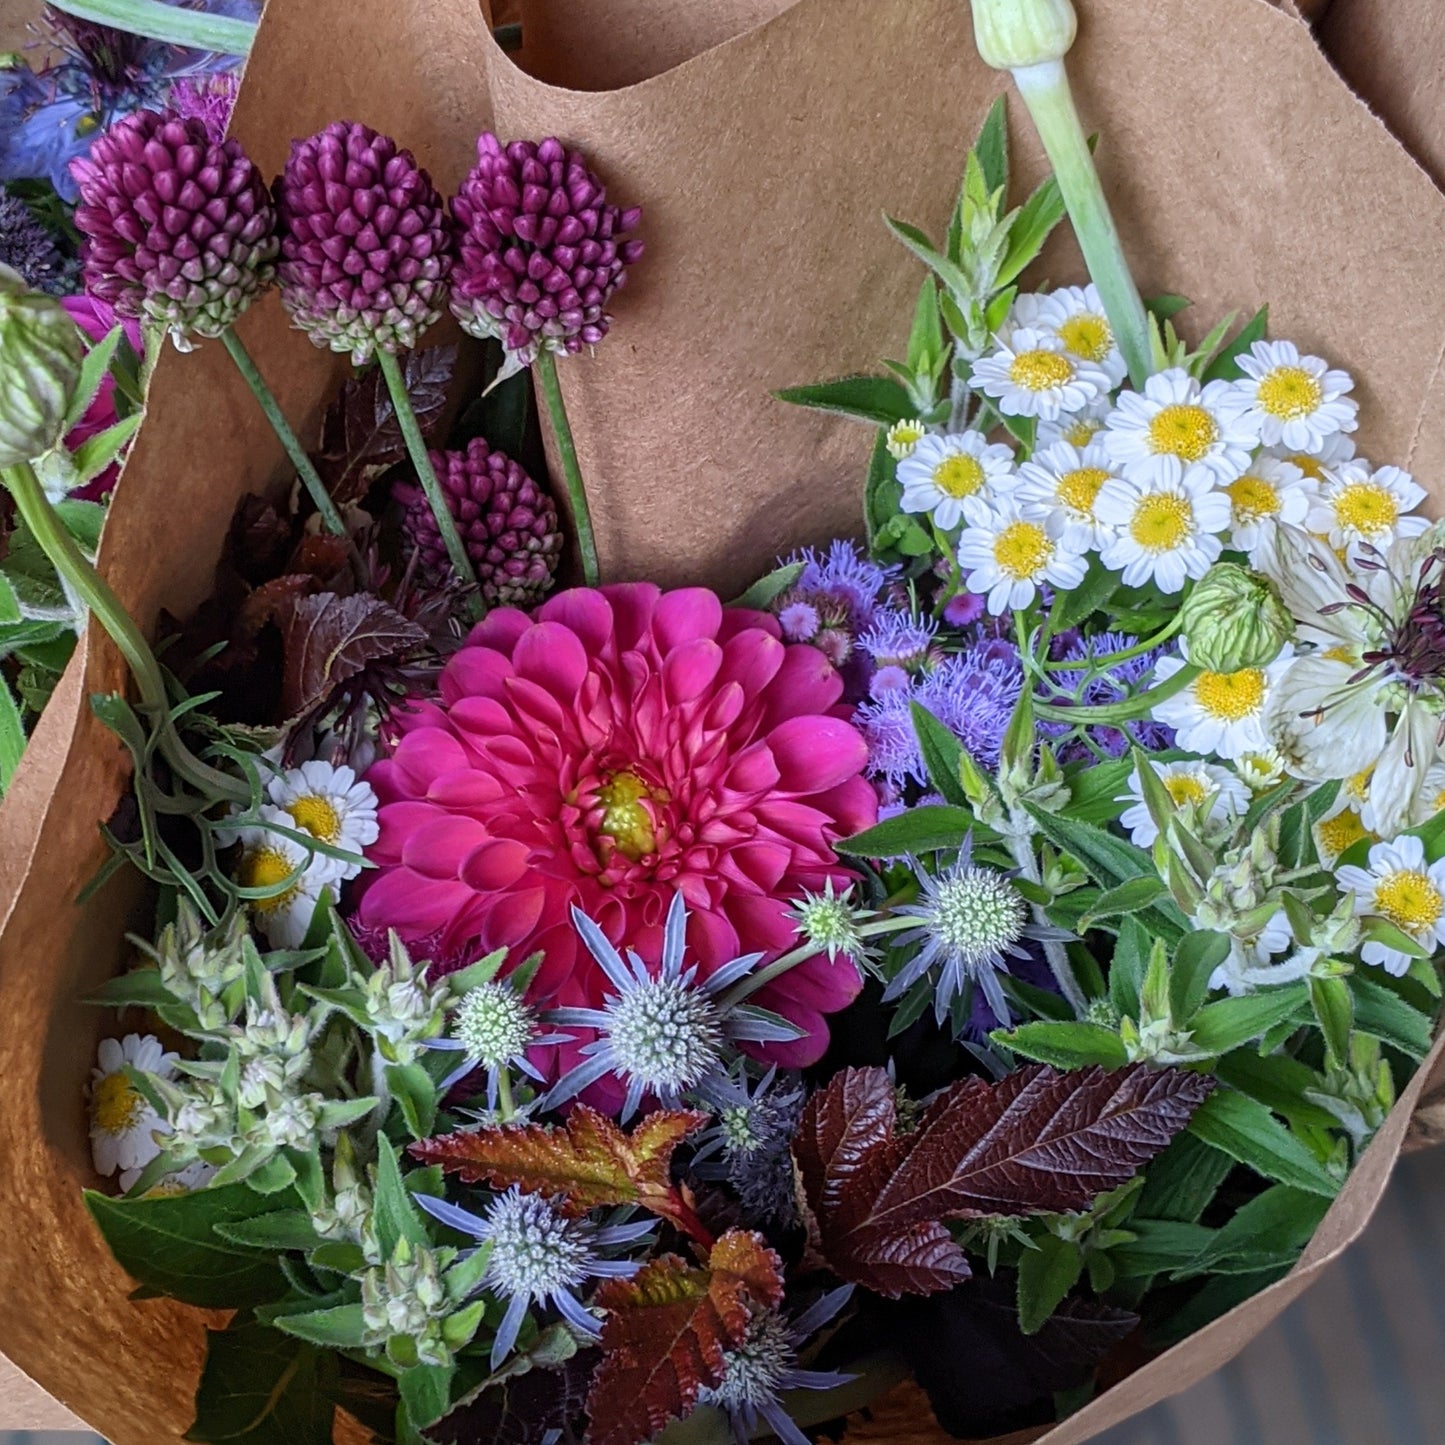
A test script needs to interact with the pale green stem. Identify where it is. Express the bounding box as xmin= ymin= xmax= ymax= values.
xmin=1007 ymin=826 xmax=1087 ymax=1015
xmin=1010 ymin=59 xmax=1151 ymax=389
xmin=721 ymin=916 xmax=921 ymax=1009
xmin=1033 ymin=662 xmax=1198 ymax=725
xmin=496 ymin=1067 xmax=516 ymax=1123
xmin=221 ymin=328 xmax=346 ymax=536
xmin=1039 ymin=611 xmax=1182 ymax=671
xmin=534 ymin=350 xmax=600 ymax=587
